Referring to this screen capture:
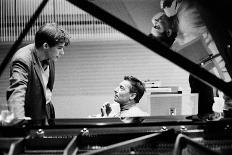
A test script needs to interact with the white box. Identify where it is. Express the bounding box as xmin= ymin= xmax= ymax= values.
xmin=147 ymin=93 xmax=198 ymax=116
